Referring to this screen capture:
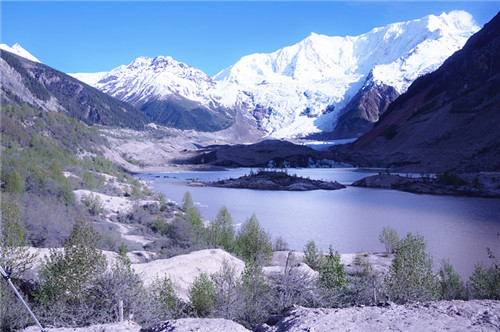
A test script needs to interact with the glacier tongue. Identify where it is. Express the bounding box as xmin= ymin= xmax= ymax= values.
xmin=70 ymin=10 xmax=479 ymax=139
